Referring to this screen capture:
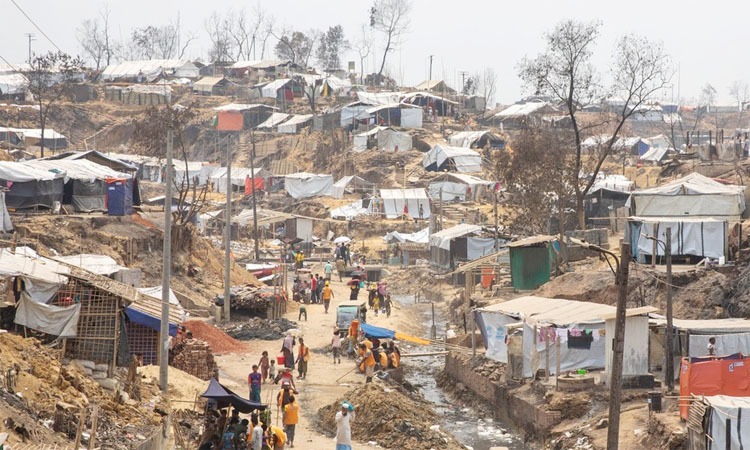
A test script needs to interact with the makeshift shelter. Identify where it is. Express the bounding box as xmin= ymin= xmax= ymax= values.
xmin=628 ymin=217 xmax=728 ymax=262
xmin=649 ymin=317 xmax=750 ymax=359
xmin=688 ymin=395 xmax=750 ymax=449
xmin=256 ymin=112 xmax=292 ymax=130
xmin=429 ymin=223 xmax=493 ymax=270
xmin=422 ymin=145 xmax=482 ymax=173
xmin=487 ymin=101 xmax=558 ymax=129
xmin=0 ymin=192 xmax=12 ymax=231
xmin=378 ymin=188 xmax=431 ymax=219
xmin=201 ymin=378 xmax=267 ymax=413
xmin=475 ymin=296 xmax=617 ymax=378
xmin=639 ymin=146 xmax=671 ymax=164
xmin=0 ymin=73 xmax=27 ymax=99
xmin=0 ymin=128 xmax=68 ymax=150
xmin=213 ymin=104 xmax=277 ymax=129
xmin=320 ymin=76 xmax=352 ymax=97
xmin=0 ymin=161 xmax=65 ymax=209
xmin=627 ymin=173 xmax=745 ymax=220
xmin=330 ymin=200 xmax=373 ymax=220
xmin=428 ymin=173 xmax=493 ymax=202
xmin=107 ymin=178 xmax=134 ymax=216
xmin=227 ymin=59 xmax=294 ymax=79
xmin=507 ymin=235 xmax=558 ymax=290
xmin=210 ymin=167 xmax=270 ymax=194
xmin=259 ymin=78 xmax=293 ymax=99
xmin=414 ymin=80 xmax=456 ymax=94
xmin=448 ymin=131 xmax=506 ymax=149
xmin=401 ymin=92 xmax=458 ymax=116
xmin=384 ymin=227 xmax=429 ymax=244
xmin=277 ymin=114 xmax=313 ymax=134
xmin=584 ymin=175 xmax=634 ymax=226
xmin=357 ymin=103 xmax=420 ymax=128
xmin=284 ymin=173 xmax=334 ymax=199
xmin=352 ymin=127 xmax=412 ymax=152
xmin=193 ymin=76 xmax=230 ymax=95
xmin=332 ymin=175 xmax=375 ymax=199
xmin=44 ymin=150 xmax=138 ymax=174
xmin=101 ymin=59 xmax=199 ymax=82
xmin=357 ymin=91 xmax=402 ymax=105
xmin=679 ymin=356 xmax=750 ymax=420
xmin=22 ymin=159 xmax=132 ymax=213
